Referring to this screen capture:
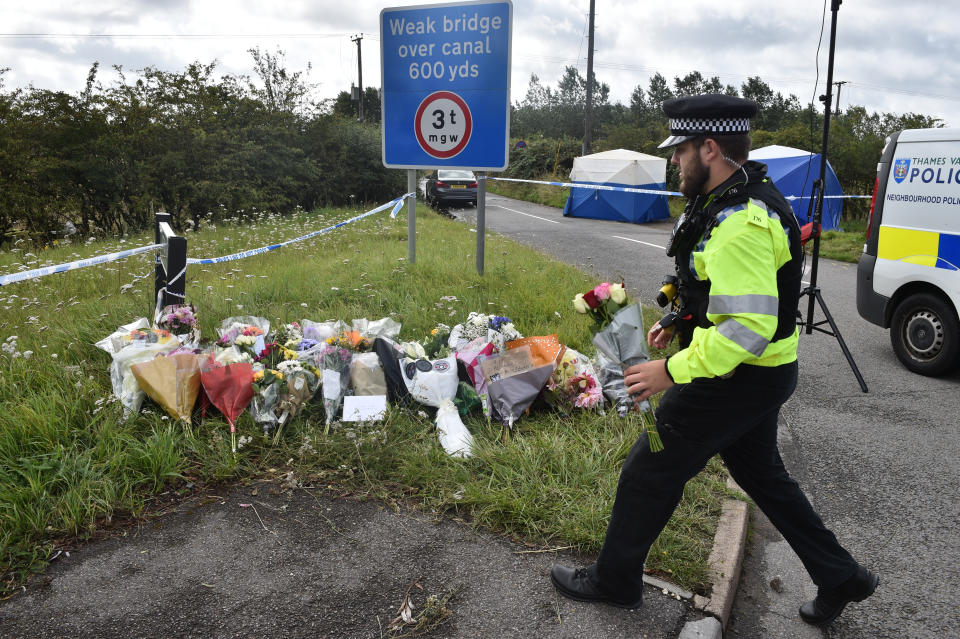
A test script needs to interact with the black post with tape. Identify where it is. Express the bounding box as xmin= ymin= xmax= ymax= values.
xmin=154 ymin=212 xmax=187 ymax=311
